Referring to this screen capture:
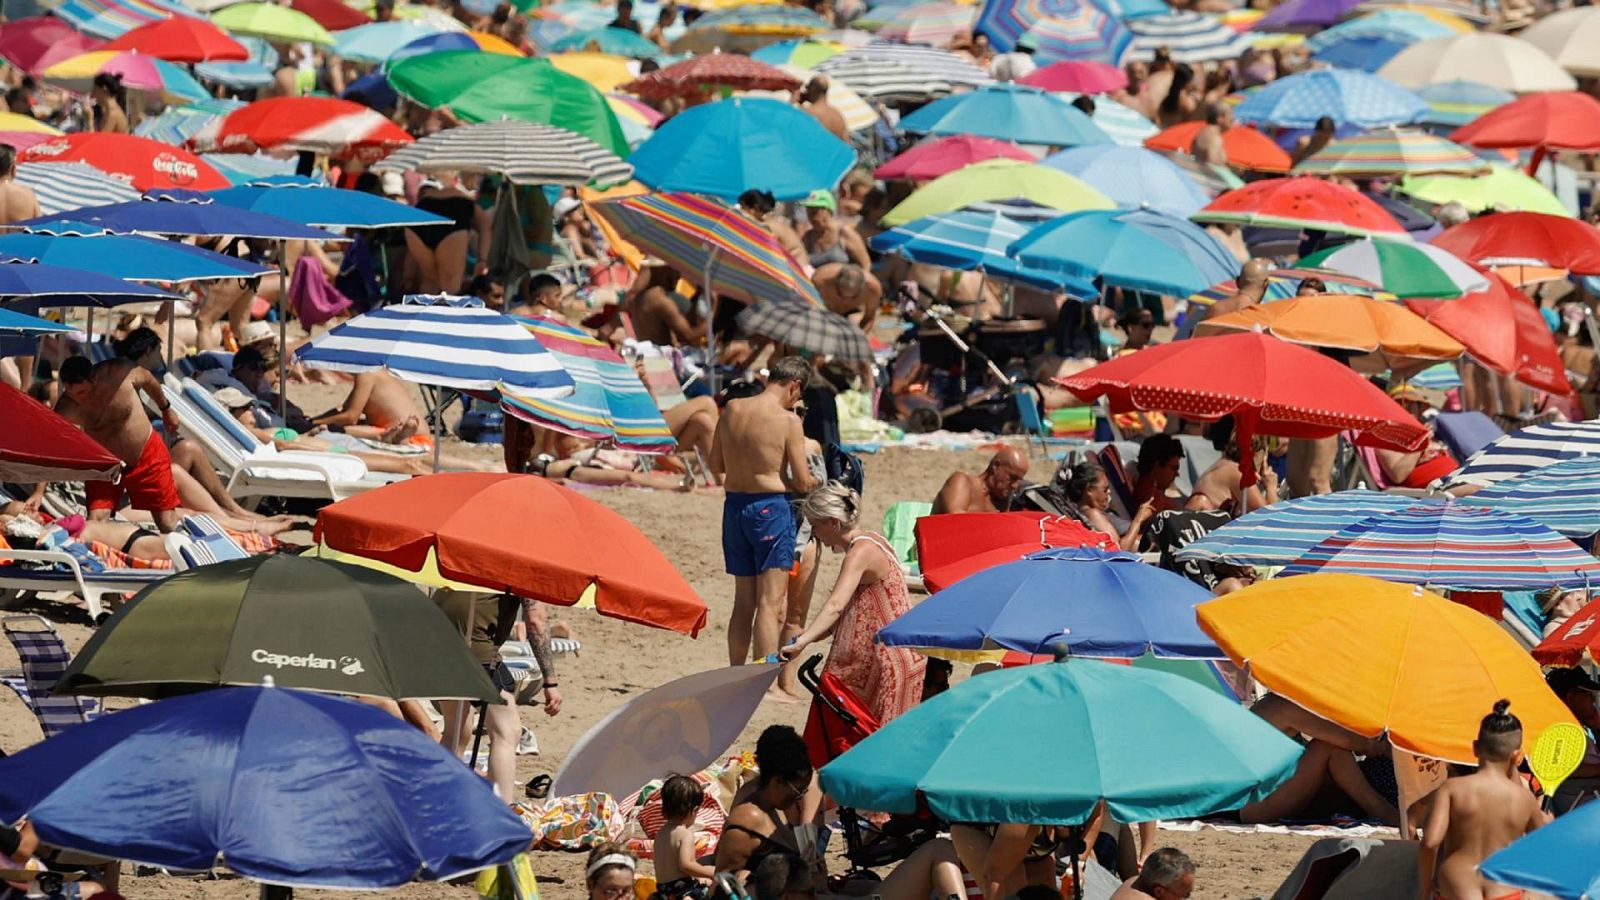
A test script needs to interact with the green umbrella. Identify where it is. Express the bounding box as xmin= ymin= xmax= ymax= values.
xmin=387 ymin=52 xmax=628 ymax=155
xmin=1299 ymin=237 xmax=1488 ymax=299
xmin=54 ymin=555 xmax=499 ymax=703
xmin=1397 ymin=165 xmax=1572 ymax=217
xmin=879 ymin=159 xmax=1113 ymax=227
xmin=212 ymin=2 xmax=335 ymax=46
